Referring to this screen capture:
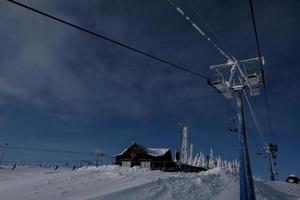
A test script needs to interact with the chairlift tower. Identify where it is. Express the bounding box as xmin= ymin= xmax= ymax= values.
xmin=95 ymin=149 xmax=104 ymax=167
xmin=265 ymin=143 xmax=278 ymax=181
xmin=209 ymin=57 xmax=264 ymax=200
xmin=0 ymin=143 xmax=8 ymax=165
